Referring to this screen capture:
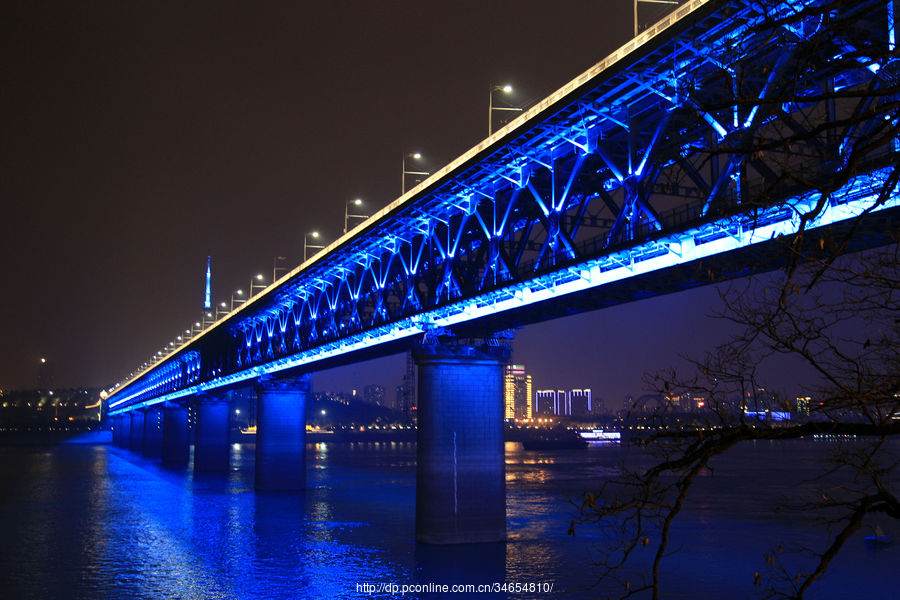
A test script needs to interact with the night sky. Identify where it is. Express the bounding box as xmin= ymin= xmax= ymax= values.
xmin=1 ymin=1 xmax=817 ymax=406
